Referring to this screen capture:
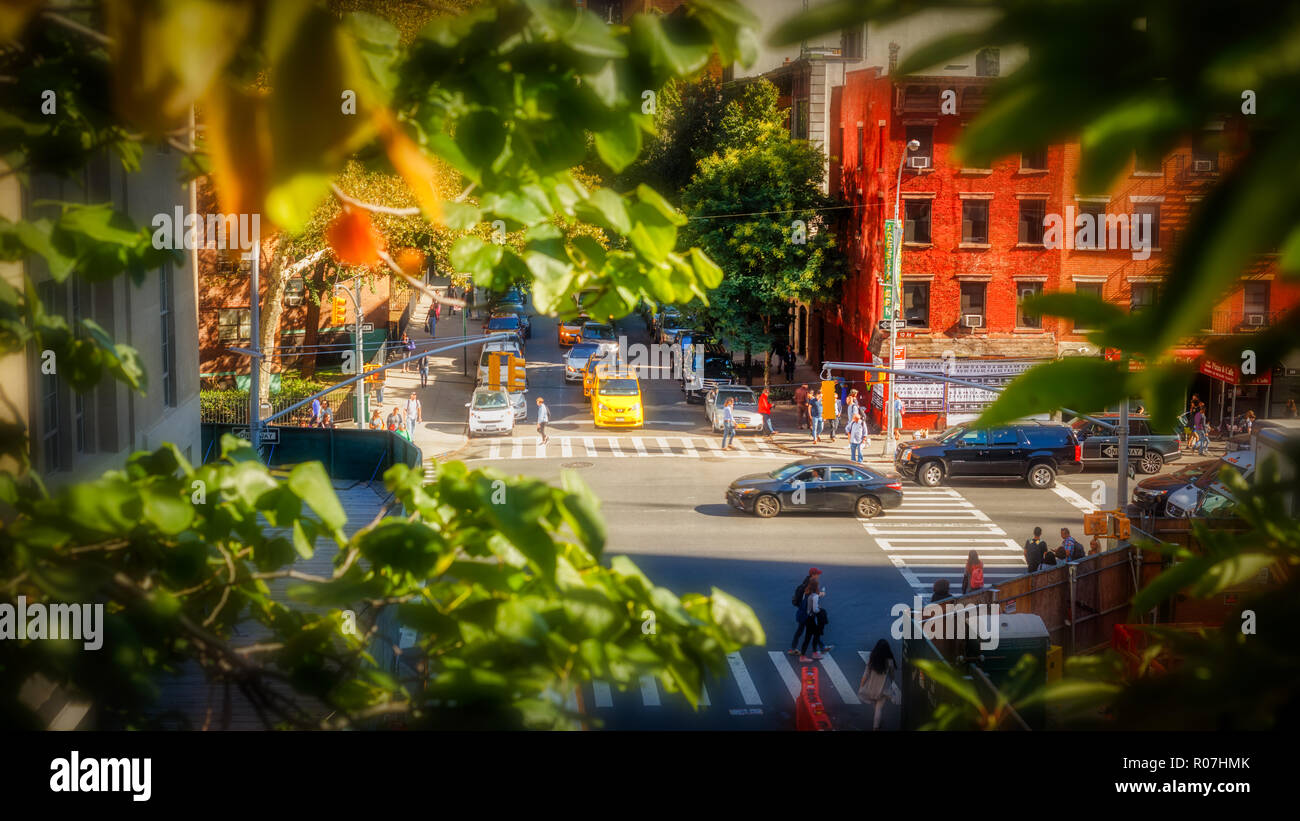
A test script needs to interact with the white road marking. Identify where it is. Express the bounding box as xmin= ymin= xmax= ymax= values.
xmin=1053 ymin=483 xmax=1098 ymax=513
xmin=818 ymin=654 xmax=860 ymax=705
xmin=727 ymin=651 xmax=762 ymax=706
xmin=487 ymin=441 xmax=501 ymax=460
xmin=631 ymin=437 xmax=648 ymax=456
xmin=768 ymin=651 xmax=802 ymax=700
xmin=656 ymin=436 xmax=672 ymax=455
xmin=608 ymin=438 xmax=625 ymax=457
xmin=560 ymin=437 xmax=573 ymax=458
xmin=680 ymin=437 xmax=699 ymax=457
xmin=640 ymin=674 xmax=660 ymax=707
xmin=583 ymin=437 xmax=597 ymax=457
xmin=592 ymin=680 xmax=613 ymax=709
xmin=511 ymin=439 xmax=524 ymax=459
xmin=535 ymin=436 xmax=547 ymax=459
